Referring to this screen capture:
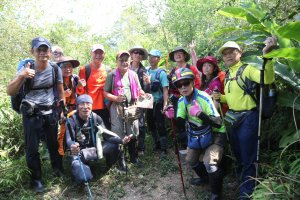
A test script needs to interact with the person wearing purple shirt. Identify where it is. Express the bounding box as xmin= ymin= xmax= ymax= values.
xmin=197 ymin=56 xmax=223 ymax=109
